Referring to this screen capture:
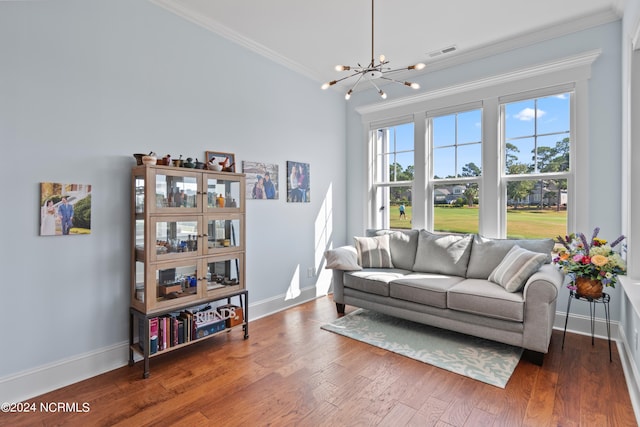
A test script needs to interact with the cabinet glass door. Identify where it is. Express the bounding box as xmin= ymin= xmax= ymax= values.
xmin=150 ymin=217 xmax=201 ymax=261
xmin=204 ymin=255 xmax=244 ymax=297
xmin=152 ymin=260 xmax=201 ymax=311
xmin=205 ymin=174 xmax=243 ymax=211
xmin=205 ymin=215 xmax=243 ymax=254
xmin=153 ymin=171 xmax=200 ymax=212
